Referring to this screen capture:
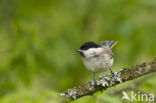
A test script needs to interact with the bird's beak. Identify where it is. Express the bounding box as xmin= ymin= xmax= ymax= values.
xmin=75 ymin=50 xmax=82 ymax=53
